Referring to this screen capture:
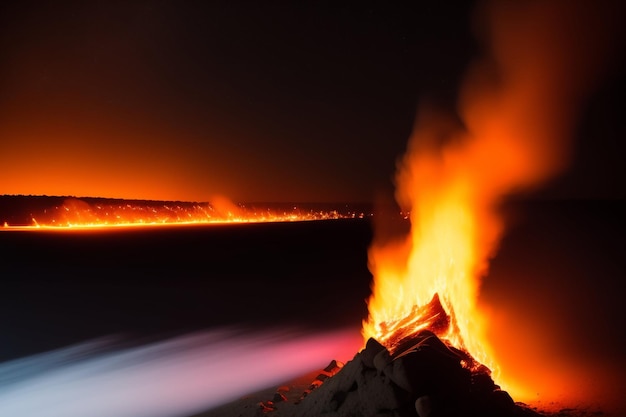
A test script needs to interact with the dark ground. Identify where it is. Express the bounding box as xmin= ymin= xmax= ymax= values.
xmin=0 ymin=199 xmax=624 ymax=415
xmin=0 ymin=217 xmax=374 ymax=362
